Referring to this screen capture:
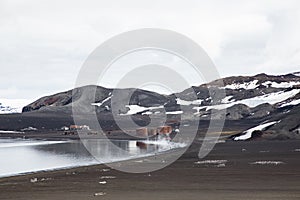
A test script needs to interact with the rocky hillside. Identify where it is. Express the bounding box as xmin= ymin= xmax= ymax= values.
xmin=18 ymin=72 xmax=300 ymax=140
